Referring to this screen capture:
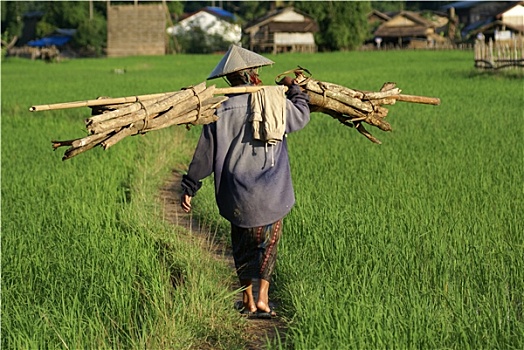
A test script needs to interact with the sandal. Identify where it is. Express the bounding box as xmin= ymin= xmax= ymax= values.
xmin=234 ymin=300 xmax=256 ymax=317
xmin=255 ymin=307 xmax=277 ymax=319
